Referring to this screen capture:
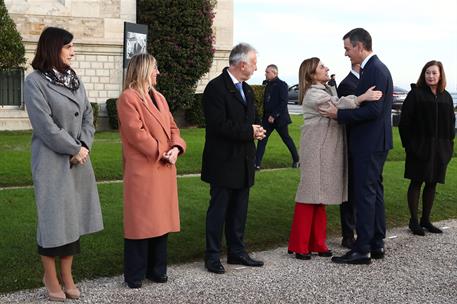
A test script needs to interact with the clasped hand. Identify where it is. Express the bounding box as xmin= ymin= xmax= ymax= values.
xmin=162 ymin=147 xmax=180 ymax=165
xmin=70 ymin=147 xmax=89 ymax=166
xmin=252 ymin=124 xmax=266 ymax=140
